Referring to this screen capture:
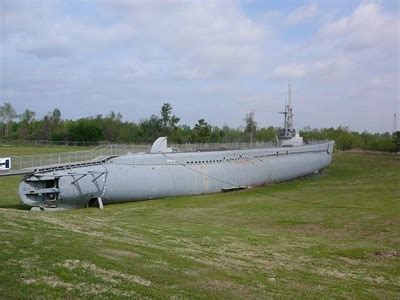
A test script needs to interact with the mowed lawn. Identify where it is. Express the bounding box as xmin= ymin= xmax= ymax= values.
xmin=0 ymin=146 xmax=399 ymax=298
